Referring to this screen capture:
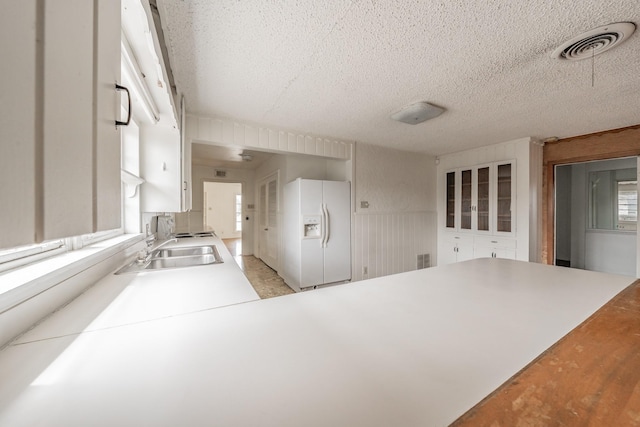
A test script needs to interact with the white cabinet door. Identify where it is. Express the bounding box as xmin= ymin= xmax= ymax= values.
xmin=0 ymin=2 xmax=38 ymax=248
xmin=42 ymin=0 xmax=94 ymax=240
xmin=456 ymin=240 xmax=474 ymax=262
xmin=180 ymin=96 xmax=192 ymax=212
xmin=94 ymin=0 xmax=122 ymax=231
xmin=439 ymin=234 xmax=474 ymax=265
xmin=445 ymin=161 xmax=515 ymax=237
xmin=0 ymin=1 xmax=121 ymax=249
xmin=494 ymin=161 xmax=515 ymax=236
xmin=140 ymin=124 xmax=181 ymax=213
xmin=140 ymin=102 xmax=190 ymax=214
xmin=440 ymin=245 xmax=458 ymax=266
